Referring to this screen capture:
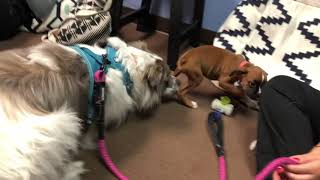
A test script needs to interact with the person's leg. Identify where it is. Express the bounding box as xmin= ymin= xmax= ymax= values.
xmin=256 ymin=76 xmax=320 ymax=172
